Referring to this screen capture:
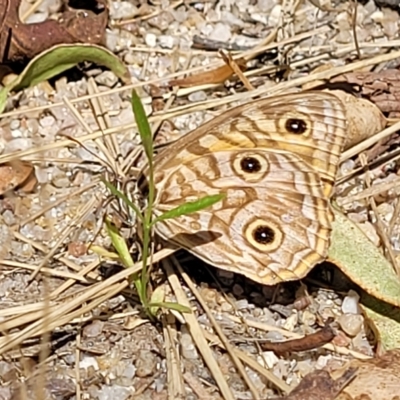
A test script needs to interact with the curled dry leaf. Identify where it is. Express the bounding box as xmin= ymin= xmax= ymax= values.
xmin=0 ymin=0 xmax=108 ymax=64
xmin=276 ymin=368 xmax=357 ymax=400
xmin=0 ymin=161 xmax=35 ymax=195
xmin=329 ymin=90 xmax=387 ymax=149
xmin=333 ymin=348 xmax=400 ymax=400
xmin=331 ymin=69 xmax=400 ymax=116
xmin=169 ymin=58 xmax=247 ymax=88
